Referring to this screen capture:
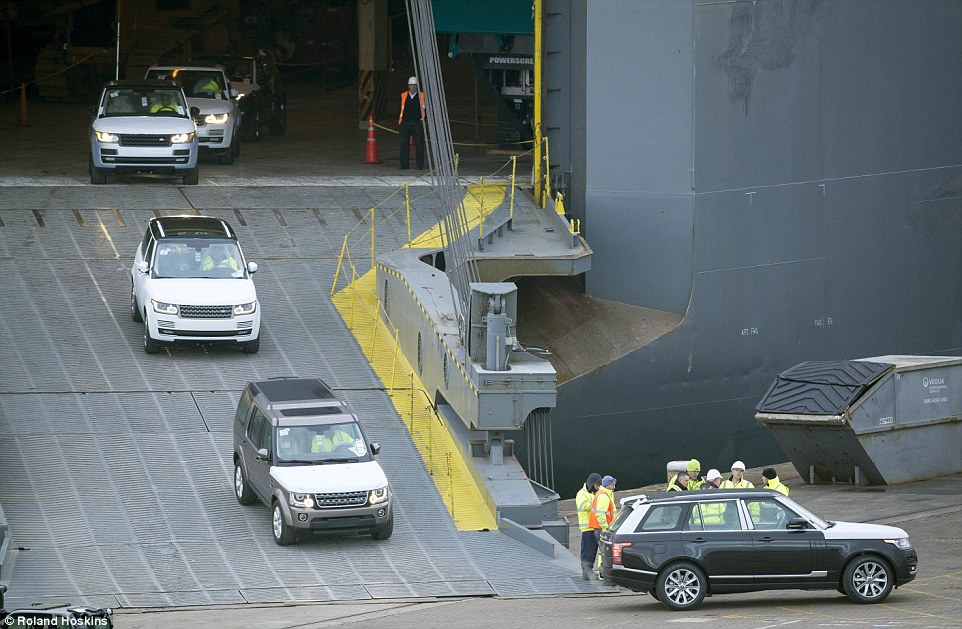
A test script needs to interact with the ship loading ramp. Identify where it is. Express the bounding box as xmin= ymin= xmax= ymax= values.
xmin=755 ymin=356 xmax=962 ymax=485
